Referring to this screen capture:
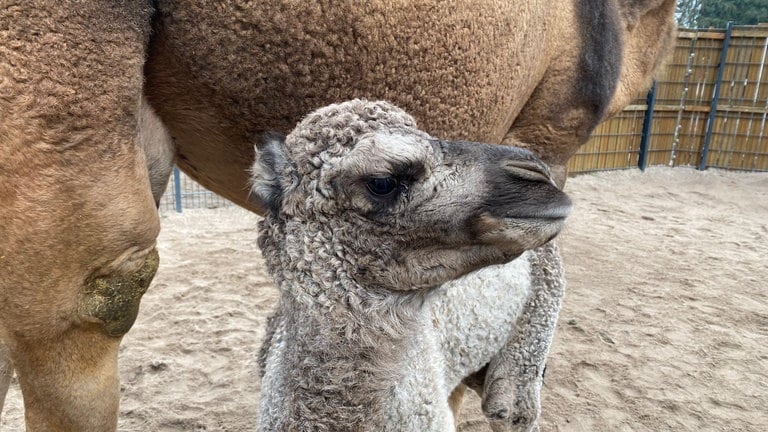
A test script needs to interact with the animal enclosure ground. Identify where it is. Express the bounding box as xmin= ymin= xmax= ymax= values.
xmin=1 ymin=167 xmax=766 ymax=431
